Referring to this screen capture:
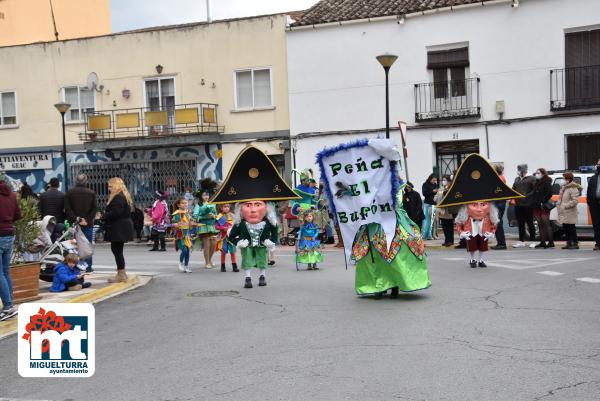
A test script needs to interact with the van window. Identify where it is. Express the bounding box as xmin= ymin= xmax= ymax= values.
xmin=552 ymin=177 xmax=582 ymax=195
